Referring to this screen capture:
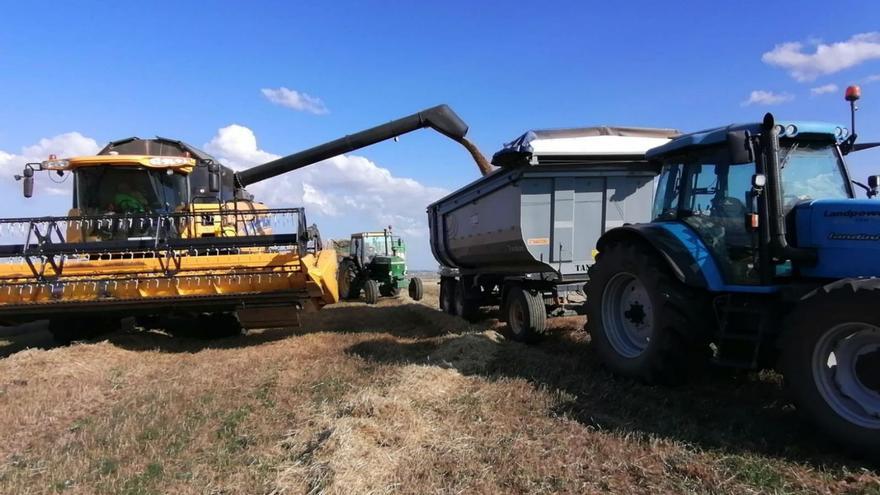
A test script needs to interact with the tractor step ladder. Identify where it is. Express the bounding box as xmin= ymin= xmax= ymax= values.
xmin=711 ymin=295 xmax=773 ymax=369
